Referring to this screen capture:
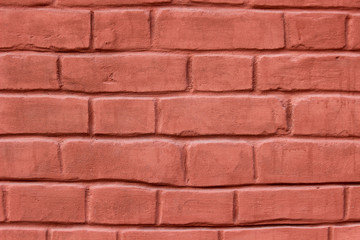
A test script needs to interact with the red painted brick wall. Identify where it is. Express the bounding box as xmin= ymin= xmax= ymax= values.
xmin=0 ymin=0 xmax=359 ymax=239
